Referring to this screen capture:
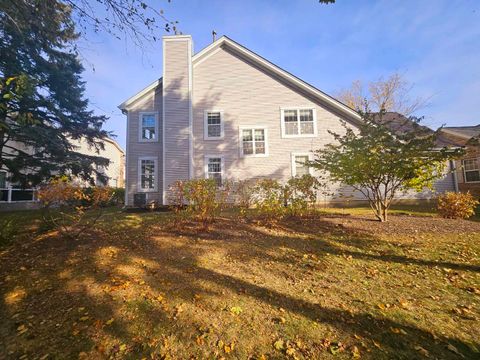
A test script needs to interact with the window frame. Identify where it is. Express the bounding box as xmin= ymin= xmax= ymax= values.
xmin=138 ymin=112 xmax=158 ymax=143
xmin=462 ymin=158 xmax=480 ymax=183
xmin=203 ymin=110 xmax=224 ymax=140
xmin=280 ymin=107 xmax=318 ymax=138
xmin=137 ymin=156 xmax=158 ymax=192
xmin=291 ymin=152 xmax=313 ymax=177
xmin=204 ymin=155 xmax=225 ymax=185
xmin=238 ymin=126 xmax=269 ymax=158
